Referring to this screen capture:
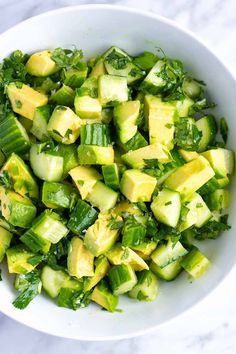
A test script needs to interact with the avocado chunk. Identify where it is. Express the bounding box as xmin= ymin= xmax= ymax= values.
xmin=112 ymin=200 xmax=143 ymax=218
xmin=103 ymin=46 xmax=144 ymax=84
xmin=113 ymin=101 xmax=140 ymax=143
xmin=84 ymin=213 xmax=121 ymax=256
xmin=90 ymin=59 xmax=107 ymax=78
xmin=130 ymin=240 xmax=158 ymax=260
xmin=128 ymin=270 xmax=158 ymax=301
xmin=0 ymin=226 xmax=12 ymax=262
xmin=201 ymin=148 xmax=235 ymax=177
xmin=120 ymin=169 xmax=157 ymax=202
xmin=84 ymin=256 xmax=110 ymax=291
xmin=6 ymin=245 xmax=38 ymax=274
xmin=164 ymin=156 xmax=215 ymax=198
xmin=98 ymin=75 xmax=128 ymax=106
xmin=41 ymin=265 xmax=69 ymax=298
xmin=106 ymin=243 xmax=149 ymax=271
xmin=42 ymin=181 xmax=77 ymax=208
xmin=86 ymin=181 xmax=118 ymax=212
xmin=69 ymin=165 xmax=102 ymax=199
xmin=179 ymin=149 xmax=199 ymax=162
xmin=180 ymin=246 xmax=211 ymax=278
xmin=1 ymin=153 xmax=39 ymax=200
xmin=47 ymin=106 xmax=81 ymax=144
xmin=7 ymin=82 xmax=48 ymax=120
xmin=91 ymin=279 xmax=118 ymax=312
xmin=0 ymin=187 xmax=36 ymax=228
xmin=151 ymin=188 xmax=181 ymax=228
xmin=144 ymin=95 xmax=177 ymax=149
xmin=67 ymin=237 xmax=94 ymax=279
xmin=179 ymin=192 xmax=211 ymax=231
xmin=50 ymin=85 xmax=75 ymax=107
xmin=77 ymin=145 xmax=114 ymax=165
xmin=26 ymin=50 xmax=59 ymax=76
xmin=122 ymin=143 xmax=171 ymax=169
